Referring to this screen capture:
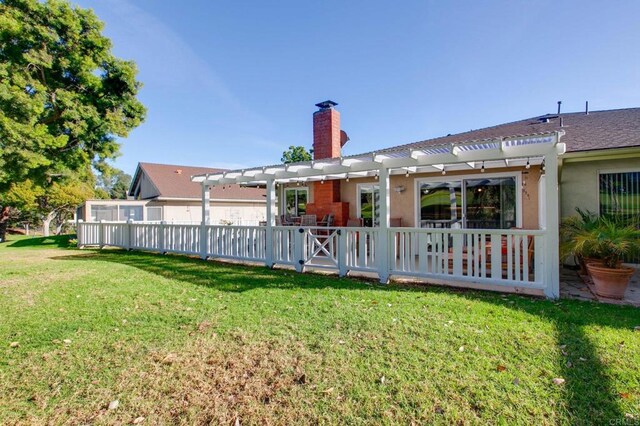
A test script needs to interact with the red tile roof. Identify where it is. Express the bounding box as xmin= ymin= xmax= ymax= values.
xmin=131 ymin=163 xmax=265 ymax=201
